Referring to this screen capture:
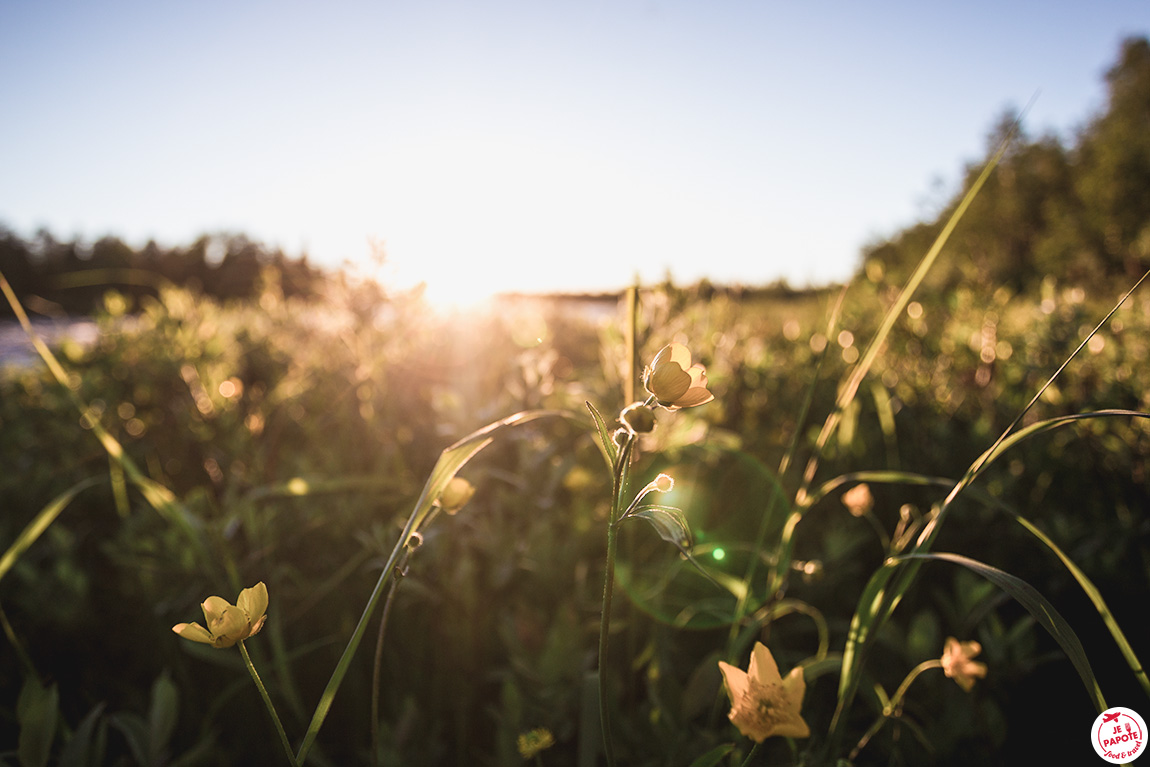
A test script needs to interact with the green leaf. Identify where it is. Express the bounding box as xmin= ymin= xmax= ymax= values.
xmin=619 ymin=504 xmax=731 ymax=592
xmin=899 ymin=552 xmax=1107 ymax=713
xmin=17 ymin=677 xmax=58 ymax=767
xmin=1008 ymin=512 xmax=1150 ymax=698
xmin=147 ymin=672 xmax=179 ymax=763
xmin=586 ymin=401 xmax=618 ymax=470
xmin=58 ymin=703 xmax=107 ymax=767
xmin=688 ymin=743 xmax=735 ymax=767
xmin=108 ymin=713 xmax=148 ymax=767
xmin=623 ymin=504 xmax=693 ymax=549
xmin=0 ymin=477 xmax=101 ymax=584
